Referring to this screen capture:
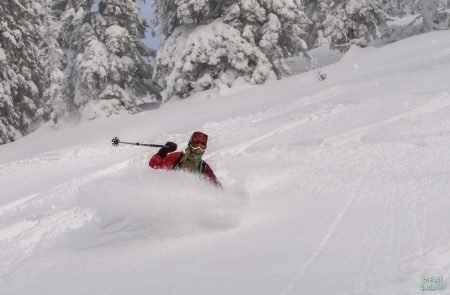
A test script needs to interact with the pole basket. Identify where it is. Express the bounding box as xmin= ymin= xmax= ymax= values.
xmin=112 ymin=137 xmax=120 ymax=146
